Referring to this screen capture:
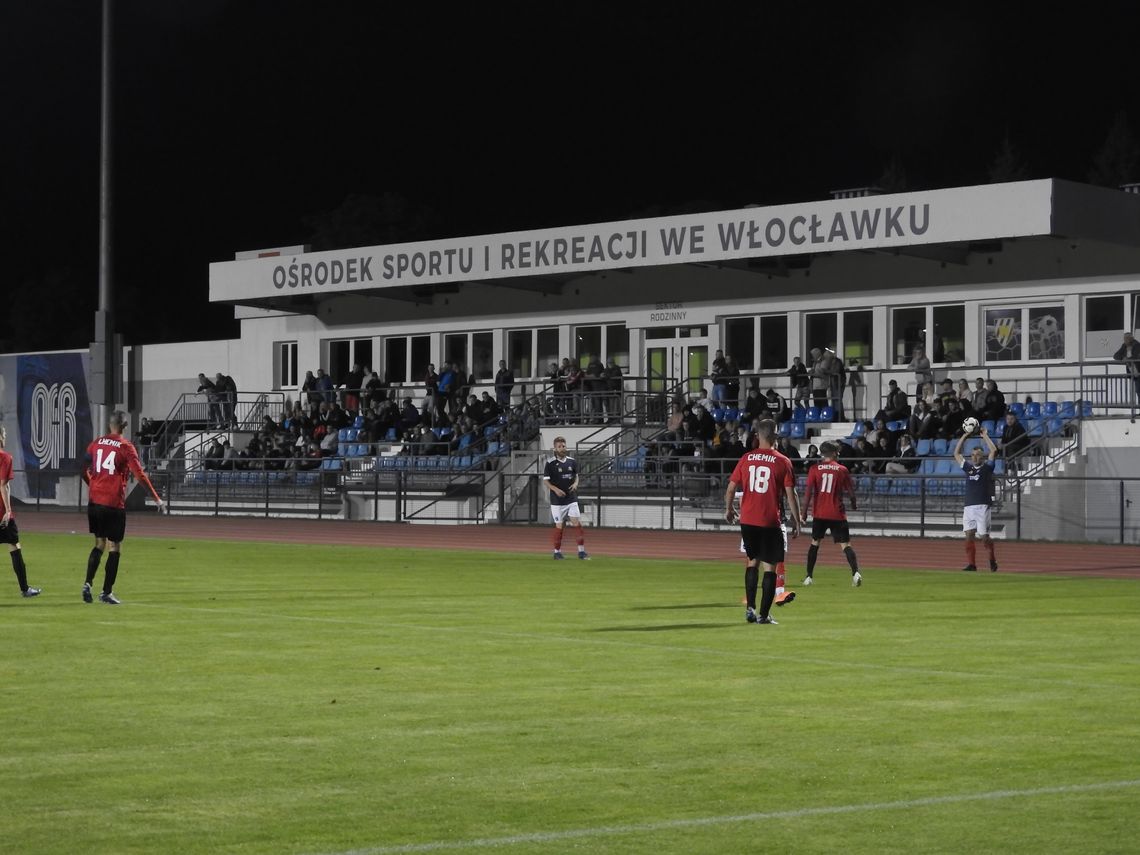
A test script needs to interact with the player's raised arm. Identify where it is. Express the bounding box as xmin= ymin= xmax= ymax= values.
xmin=980 ymin=426 xmax=998 ymax=460
xmin=953 ymin=432 xmax=967 ymax=466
